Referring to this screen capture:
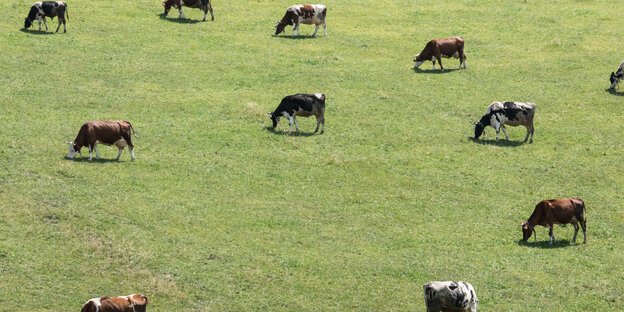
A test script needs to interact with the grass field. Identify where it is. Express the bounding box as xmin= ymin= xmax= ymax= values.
xmin=1 ymin=0 xmax=624 ymax=310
